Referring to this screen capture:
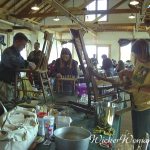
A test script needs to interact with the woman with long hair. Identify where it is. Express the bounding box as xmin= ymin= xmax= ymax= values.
xmin=55 ymin=48 xmax=78 ymax=93
xmin=119 ymin=39 xmax=150 ymax=149
xmin=55 ymin=48 xmax=78 ymax=78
